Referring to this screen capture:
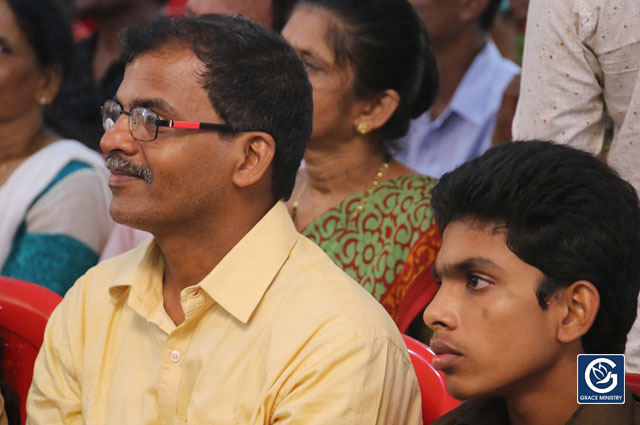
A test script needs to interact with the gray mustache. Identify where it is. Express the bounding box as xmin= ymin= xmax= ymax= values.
xmin=106 ymin=155 xmax=154 ymax=184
